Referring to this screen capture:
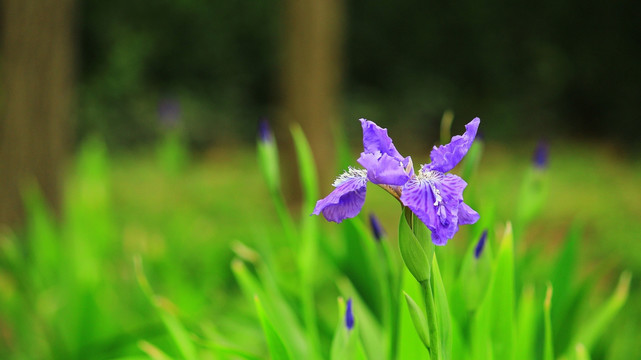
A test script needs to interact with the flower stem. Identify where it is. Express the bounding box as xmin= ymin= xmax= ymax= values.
xmin=420 ymin=279 xmax=440 ymax=360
